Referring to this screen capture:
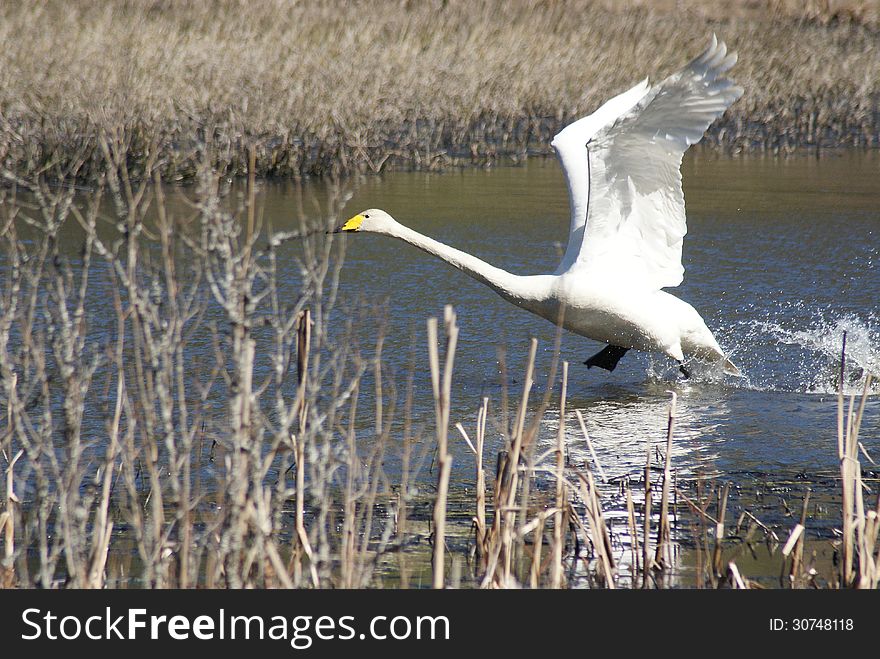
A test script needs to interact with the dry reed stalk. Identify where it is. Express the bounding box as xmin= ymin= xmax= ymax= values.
xmin=155 ymin=171 xmax=198 ymax=589
xmin=575 ymin=410 xmax=607 ymax=483
xmin=2 ymin=372 xmax=21 ymax=564
xmin=712 ymin=483 xmax=730 ymax=580
xmin=851 ymin=377 xmax=870 ymax=585
xmin=296 ymin=308 xmax=312 ymax=431
xmin=2 ymin=445 xmax=22 ymax=586
xmin=642 ymin=433 xmax=653 ymax=587
xmin=480 ymin=338 xmax=537 ymax=588
xmin=866 ymin=500 xmax=880 ymax=588
xmin=450 ymin=557 xmax=462 ymax=589
xmin=475 ymin=397 xmax=489 ymax=566
xmin=341 ymin=381 xmax=361 ymax=589
xmin=838 ymin=333 xmax=847 ymax=456
xmin=374 ymin=334 xmax=384 ymax=436
xmin=528 ymin=513 xmax=546 ymax=589
xmin=840 ymin=372 xmax=877 ymax=588
xmin=263 ymin=536 xmax=294 ymax=590
xmin=781 ymin=523 xmax=805 ymax=556
xmin=517 ymin=451 xmax=536 ymax=586
xmin=550 ymin=361 xmax=568 ymax=588
xmin=293 ymin=437 xmax=320 ymax=588
xmin=784 ymin=490 xmax=810 ymax=587
xmin=290 ymin=307 xmax=319 ymax=586
xmin=501 ymin=338 xmax=538 ymax=585
xmin=87 ymin=522 xmax=113 ymax=590
xmin=625 ymin=482 xmax=641 ymax=577
xmin=727 ymin=561 xmax=747 ymax=589
xmin=0 ymin=510 xmax=9 ymax=587
xmin=837 ymin=333 xmax=853 ymax=587
xmin=86 ymin=385 xmax=123 ymax=589
xmin=654 ymin=391 xmax=676 ymax=568
xmin=576 ymin=471 xmax=615 ymax=588
xmin=85 ymin=284 xmax=128 ymax=589
xmin=427 ymin=306 xmax=458 ymax=589
xmin=455 ymin=395 xmax=490 ymax=569
xmin=244 ymin=145 xmax=257 ymax=264
xmin=744 ymin=510 xmax=773 ymax=538
xmin=837 ymin=334 xmax=857 ymax=586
